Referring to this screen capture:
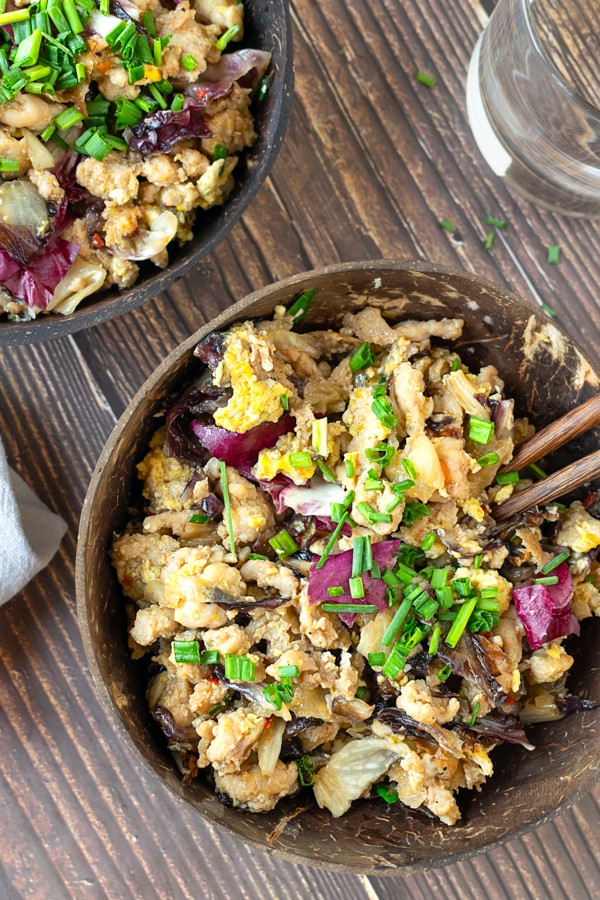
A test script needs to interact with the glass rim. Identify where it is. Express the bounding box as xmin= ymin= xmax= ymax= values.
xmin=520 ymin=0 xmax=600 ymax=116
